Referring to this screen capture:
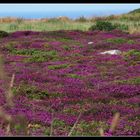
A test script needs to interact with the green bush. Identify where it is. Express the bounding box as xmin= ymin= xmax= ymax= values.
xmin=89 ymin=21 xmax=117 ymax=31
xmin=89 ymin=21 xmax=128 ymax=31
xmin=0 ymin=30 xmax=9 ymax=38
